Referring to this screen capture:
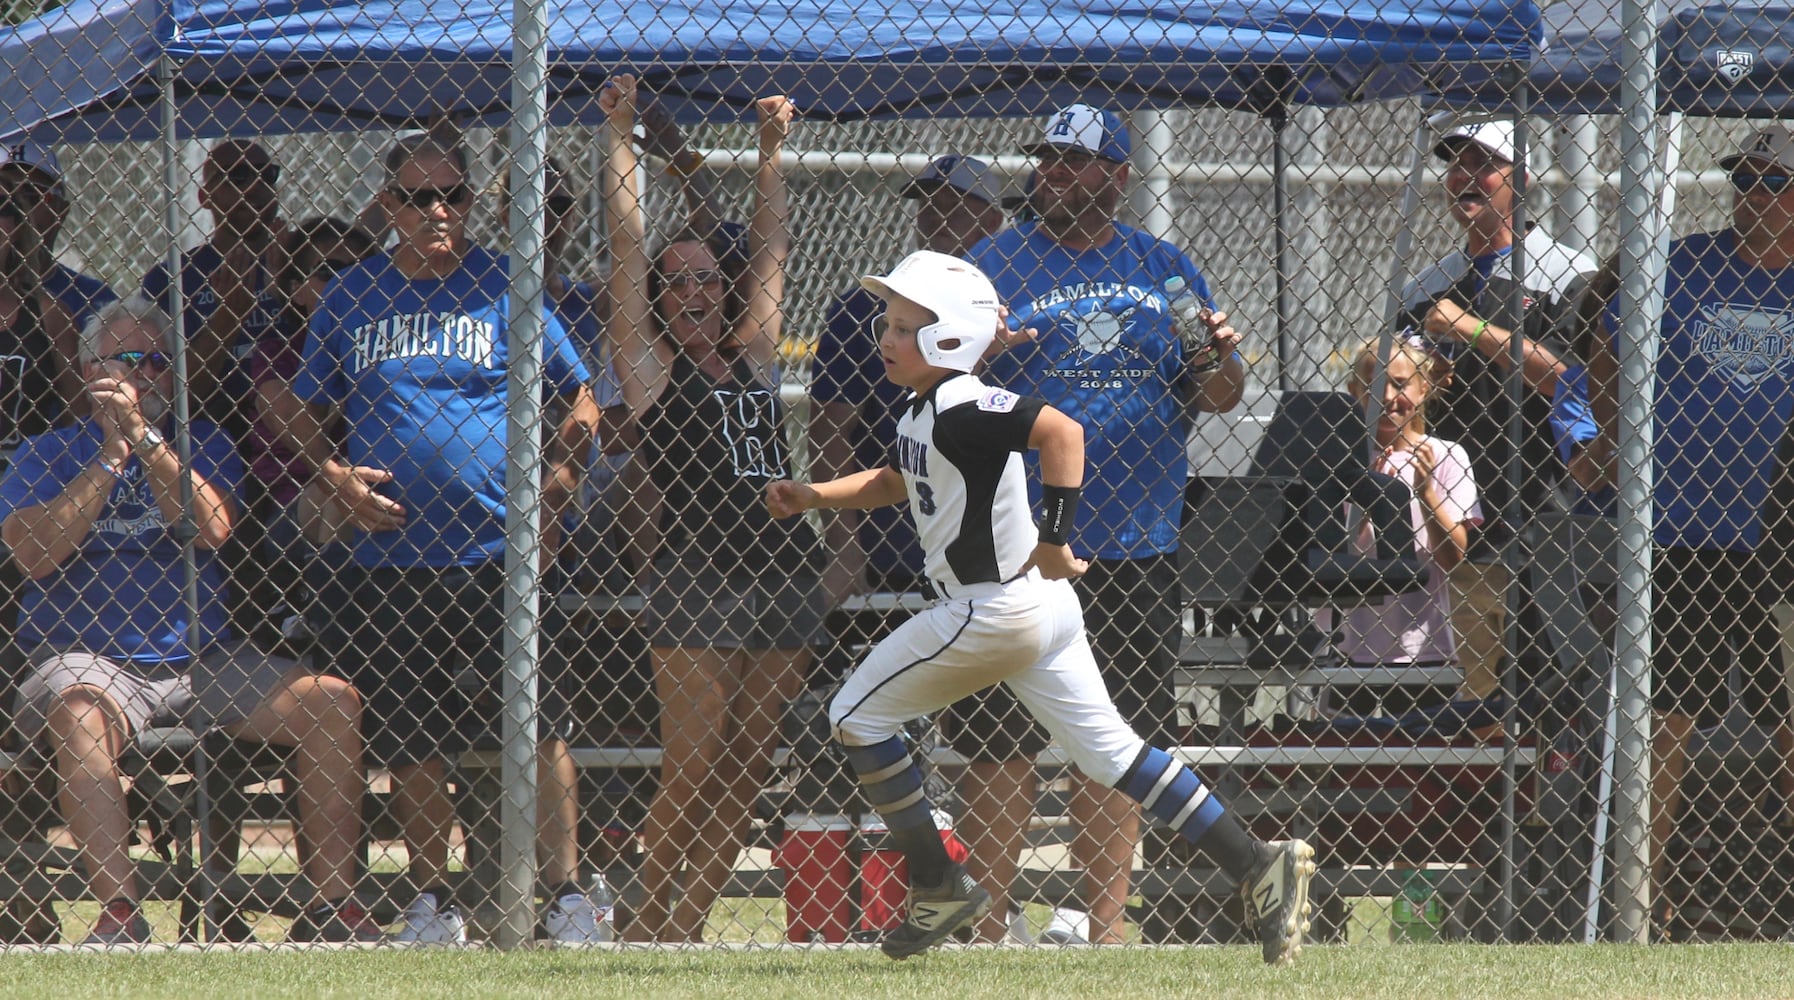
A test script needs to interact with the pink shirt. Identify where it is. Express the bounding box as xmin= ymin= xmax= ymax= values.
xmin=1327 ymin=435 xmax=1482 ymax=666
